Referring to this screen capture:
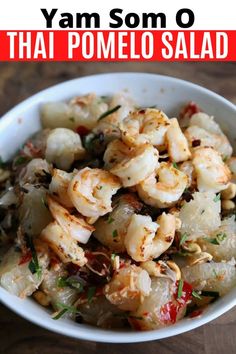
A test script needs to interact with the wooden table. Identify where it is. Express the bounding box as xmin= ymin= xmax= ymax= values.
xmin=0 ymin=62 xmax=236 ymax=354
